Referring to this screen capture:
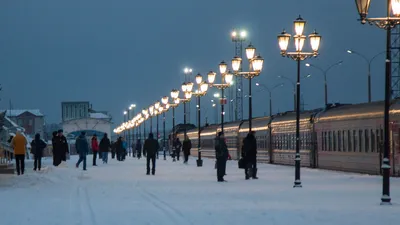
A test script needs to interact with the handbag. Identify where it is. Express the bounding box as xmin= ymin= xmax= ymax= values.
xmin=238 ymin=158 xmax=246 ymax=169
